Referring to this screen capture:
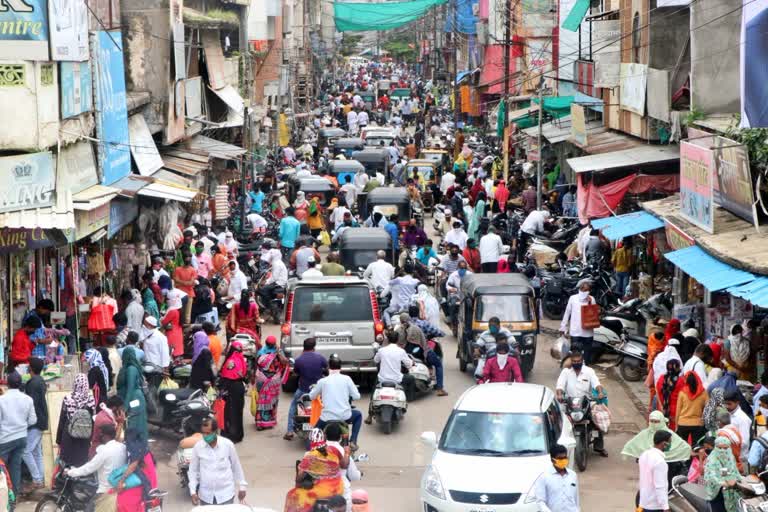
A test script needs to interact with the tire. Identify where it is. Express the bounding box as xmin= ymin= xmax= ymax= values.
xmin=575 ymin=427 xmax=588 ymax=472
xmin=380 ymin=405 xmax=394 ymax=435
xmin=620 ymin=359 xmax=643 ymax=382
xmin=35 ymin=496 xmax=65 ymax=512
xmin=542 ymin=295 xmax=564 ymax=320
